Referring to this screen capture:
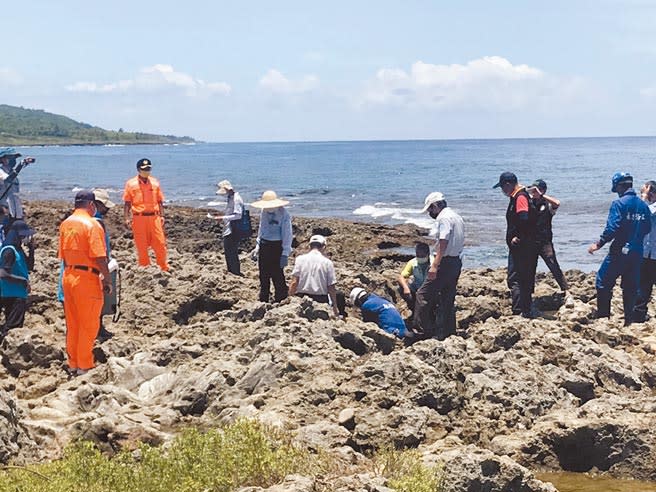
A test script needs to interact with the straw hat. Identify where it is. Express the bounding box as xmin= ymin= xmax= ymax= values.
xmin=92 ymin=188 xmax=116 ymax=208
xmin=216 ymin=180 xmax=234 ymax=195
xmin=251 ymin=190 xmax=289 ymax=209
